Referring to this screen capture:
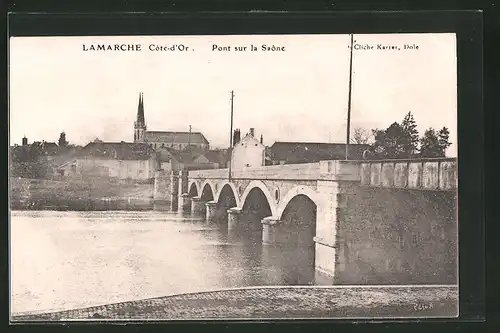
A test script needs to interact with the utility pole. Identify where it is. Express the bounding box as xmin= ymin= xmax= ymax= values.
xmin=229 ymin=91 xmax=234 ymax=147
xmin=228 ymin=91 xmax=234 ymax=181
xmin=345 ymin=33 xmax=354 ymax=160
xmin=188 ymin=125 xmax=192 ymax=148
